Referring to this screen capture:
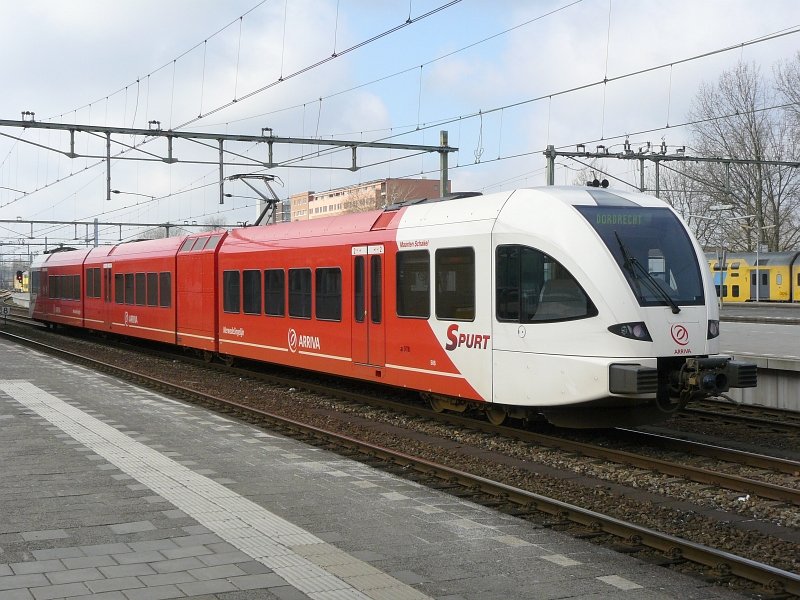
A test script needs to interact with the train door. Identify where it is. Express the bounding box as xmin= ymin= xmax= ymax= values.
xmin=750 ymin=269 xmax=770 ymax=301
xmin=352 ymin=245 xmax=385 ymax=366
xmin=103 ymin=264 xmax=112 ymax=326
